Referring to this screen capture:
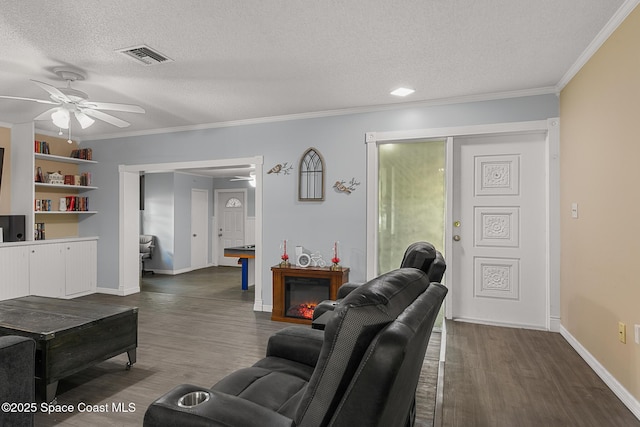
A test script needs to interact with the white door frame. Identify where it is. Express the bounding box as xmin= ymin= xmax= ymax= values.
xmin=119 ymin=156 xmax=265 ymax=312
xmin=366 ymin=119 xmax=560 ymax=331
xmin=191 ymin=188 xmax=209 ymax=269
xmin=214 ymin=188 xmax=248 ymax=266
